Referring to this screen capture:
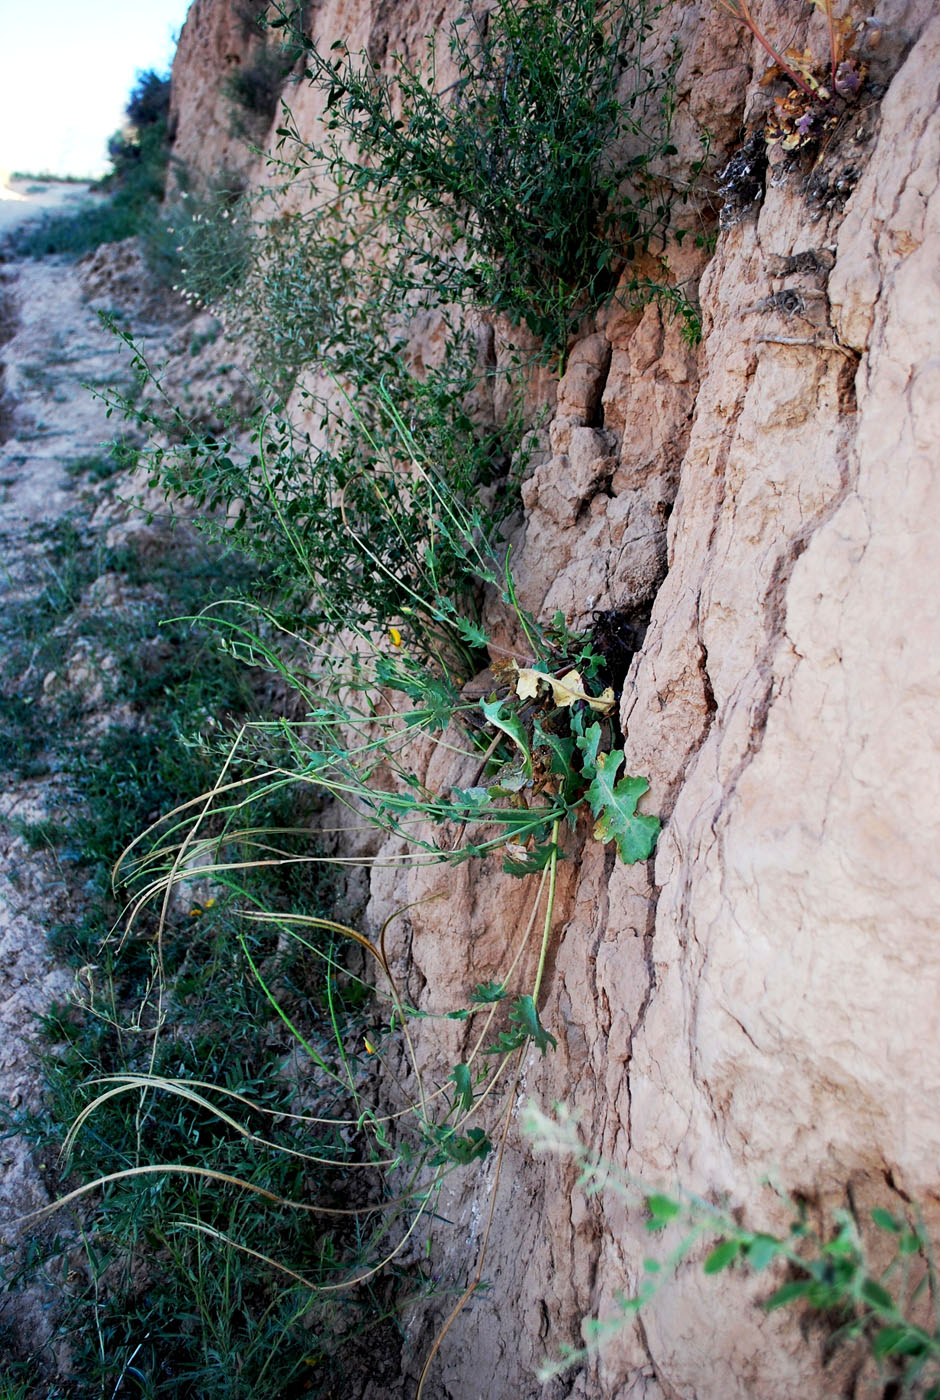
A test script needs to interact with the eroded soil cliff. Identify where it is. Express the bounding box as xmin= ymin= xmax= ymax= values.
xmin=10 ymin=1 xmax=936 ymax=1396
